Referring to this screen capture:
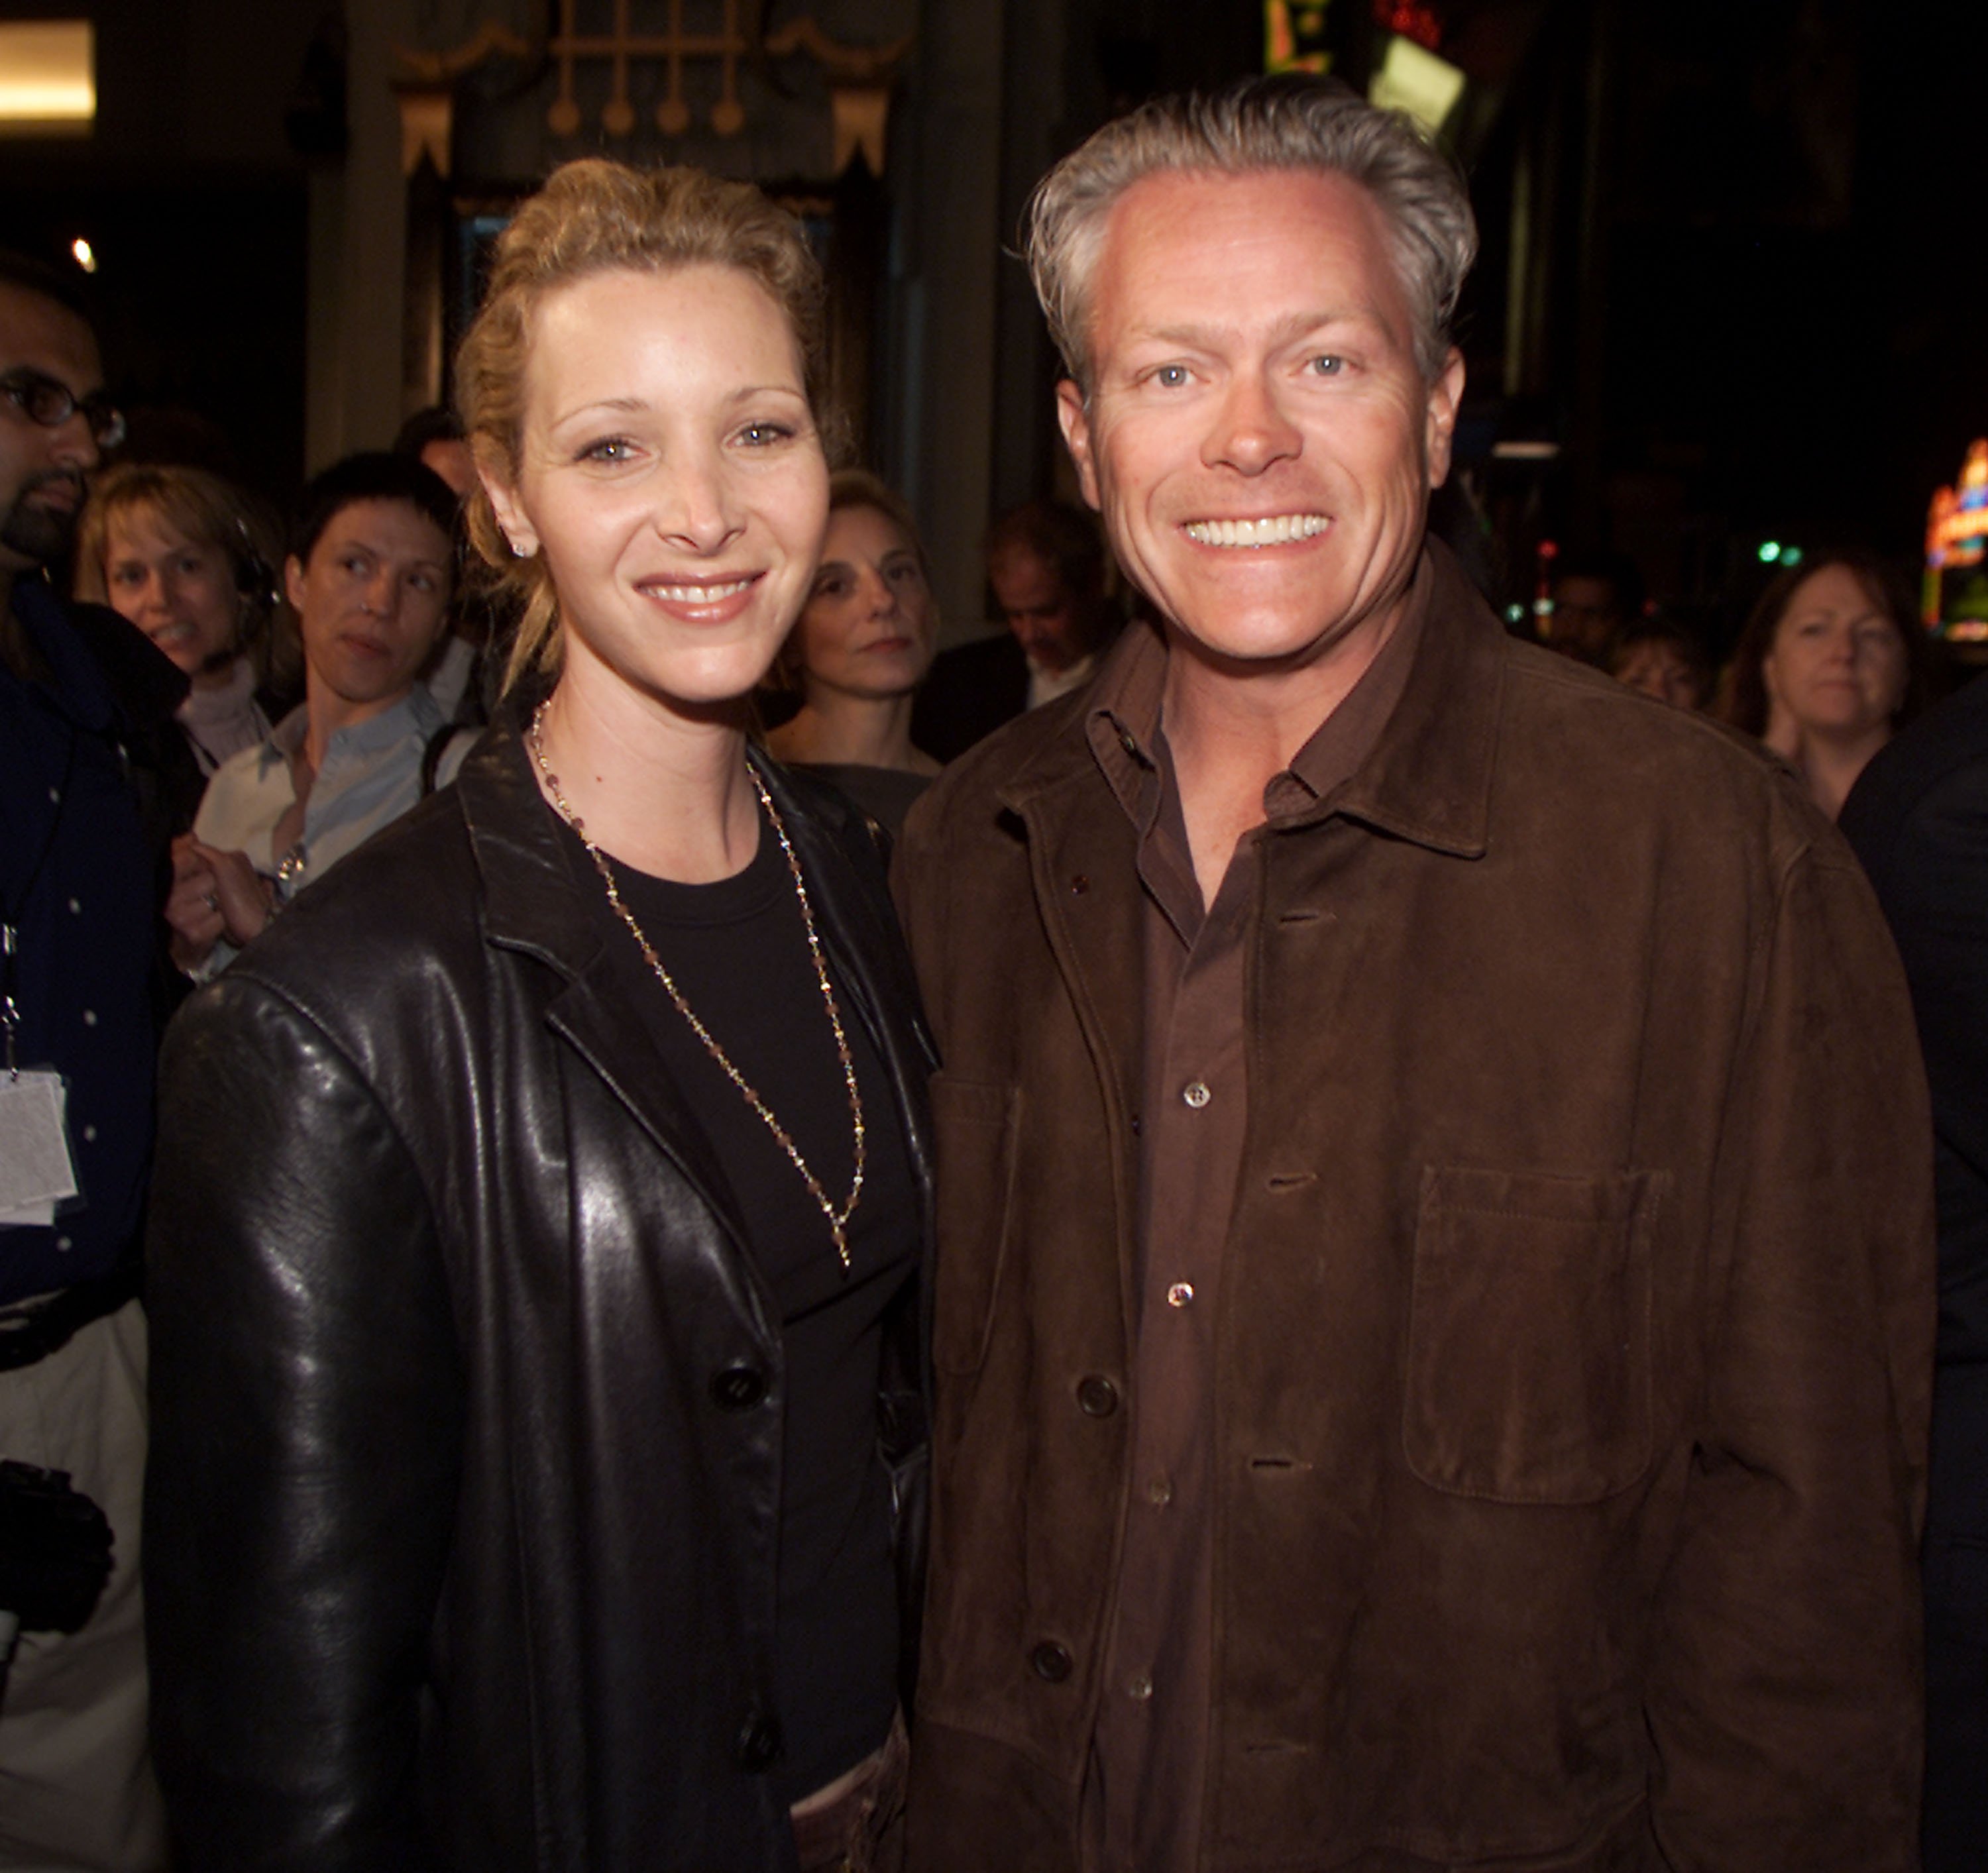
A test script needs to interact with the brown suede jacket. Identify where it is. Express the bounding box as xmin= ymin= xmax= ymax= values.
xmin=893 ymin=545 xmax=1934 ymax=1872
